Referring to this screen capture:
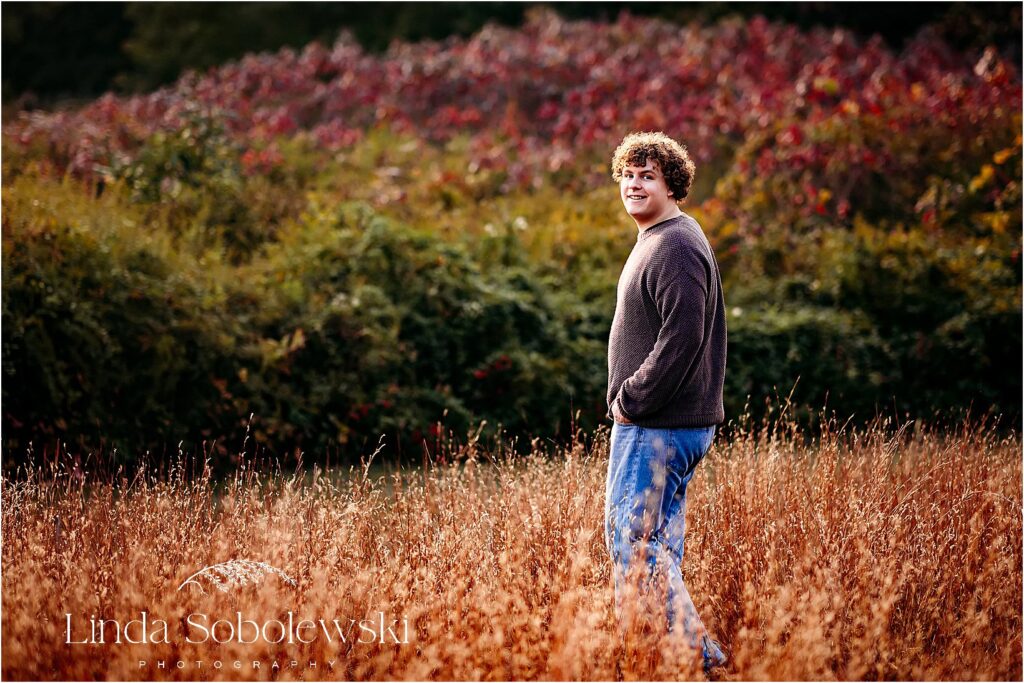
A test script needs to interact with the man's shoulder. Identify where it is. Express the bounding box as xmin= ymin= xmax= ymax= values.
xmin=654 ymin=215 xmax=713 ymax=260
xmin=670 ymin=212 xmax=708 ymax=239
